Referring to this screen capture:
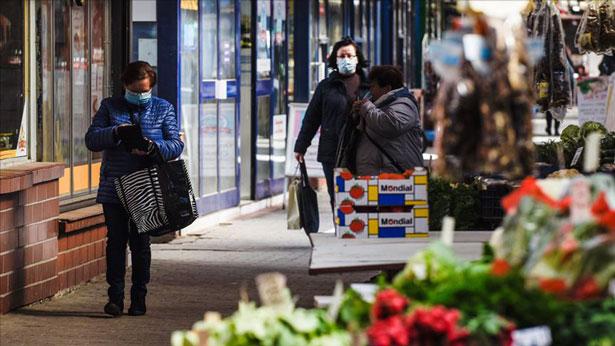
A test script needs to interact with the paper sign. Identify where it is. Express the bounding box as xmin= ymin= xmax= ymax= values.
xmin=255 ymin=272 xmax=287 ymax=306
xmin=215 ymin=79 xmax=227 ymax=100
xmin=138 ymin=38 xmax=158 ymax=66
xmin=441 ymin=216 xmax=455 ymax=246
xmin=512 ymin=326 xmax=552 ymax=346
xmin=284 ymin=103 xmax=324 ymax=178
xmin=570 ymin=178 xmax=592 ymax=224
xmin=570 ymin=147 xmax=583 ymax=167
xmin=577 ymin=77 xmax=610 ymax=126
